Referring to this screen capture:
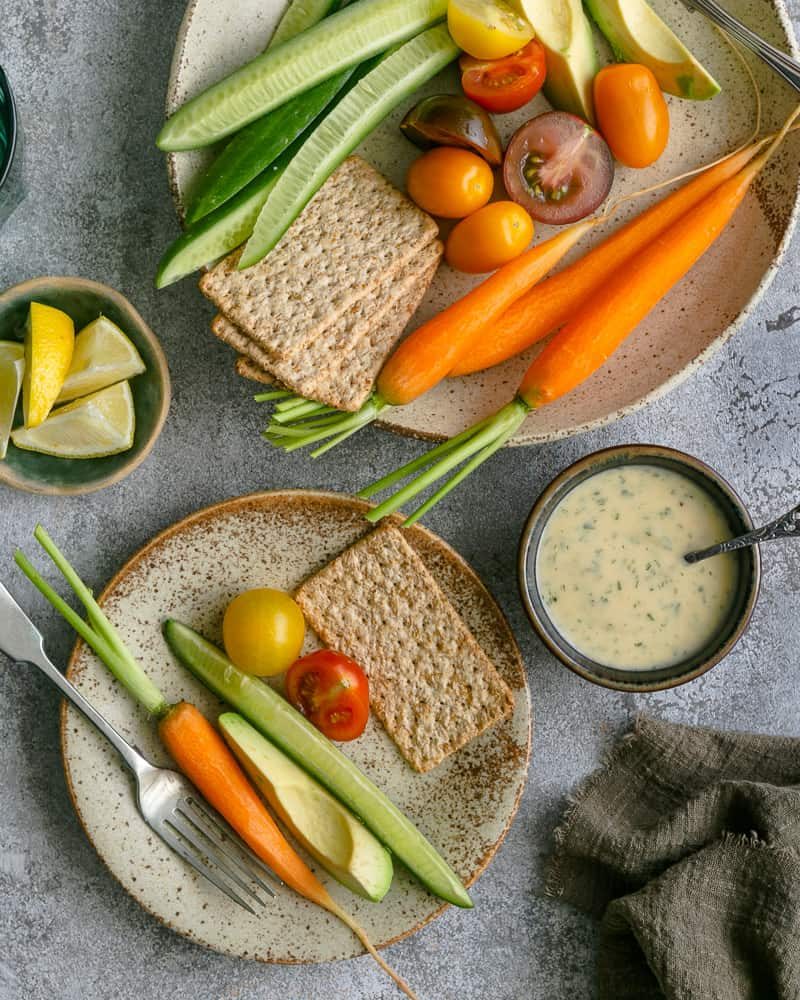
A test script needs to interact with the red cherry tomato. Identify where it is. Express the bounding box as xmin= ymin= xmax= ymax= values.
xmin=460 ymin=40 xmax=547 ymax=114
xmin=285 ymin=650 xmax=370 ymax=741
